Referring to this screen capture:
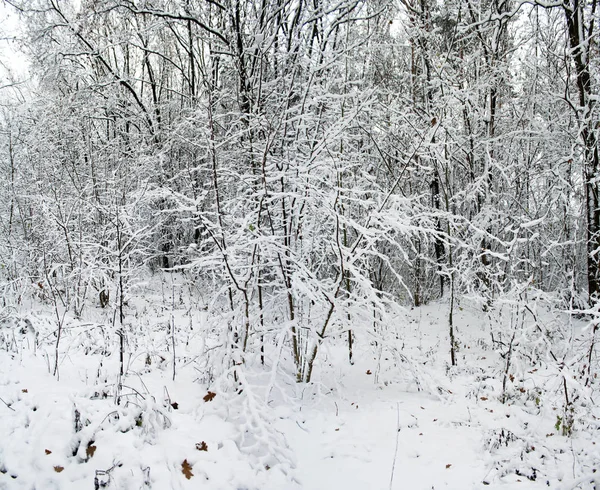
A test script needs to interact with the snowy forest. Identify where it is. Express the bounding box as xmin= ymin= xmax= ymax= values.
xmin=0 ymin=0 xmax=599 ymax=488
